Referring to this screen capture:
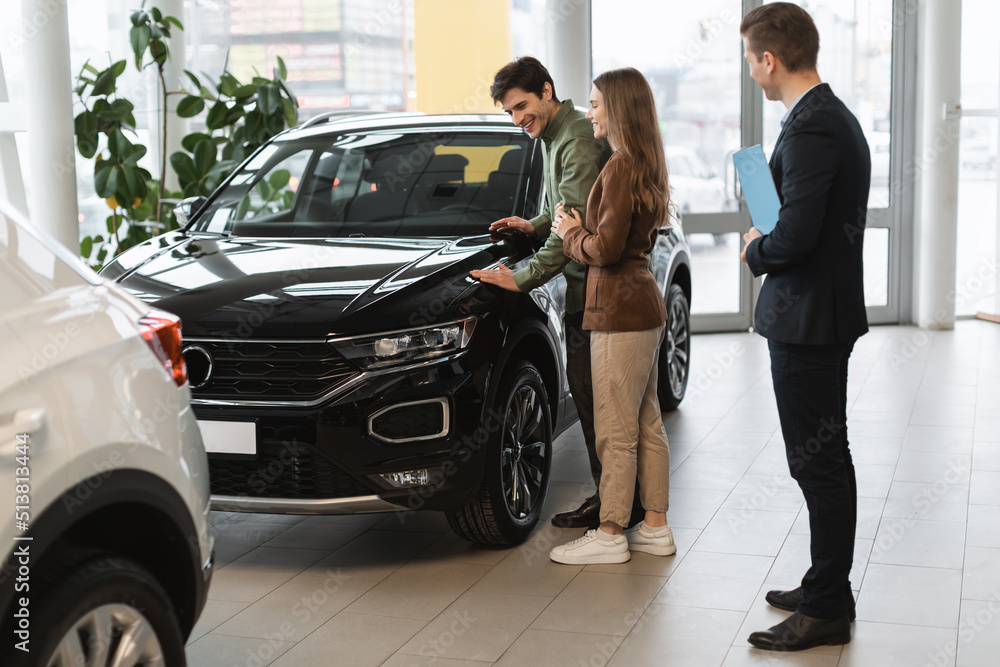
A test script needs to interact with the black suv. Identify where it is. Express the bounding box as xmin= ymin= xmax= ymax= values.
xmin=103 ymin=112 xmax=692 ymax=546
